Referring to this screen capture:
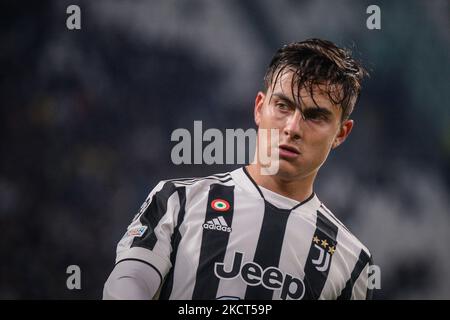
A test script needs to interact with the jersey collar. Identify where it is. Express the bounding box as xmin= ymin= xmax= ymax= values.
xmin=230 ymin=166 xmax=321 ymax=211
